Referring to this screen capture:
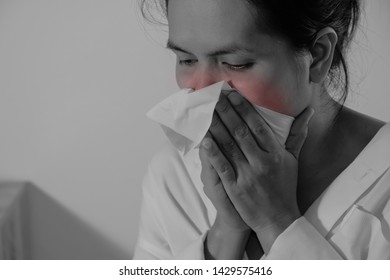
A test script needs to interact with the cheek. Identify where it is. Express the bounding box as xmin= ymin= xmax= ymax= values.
xmin=229 ymin=73 xmax=292 ymax=114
